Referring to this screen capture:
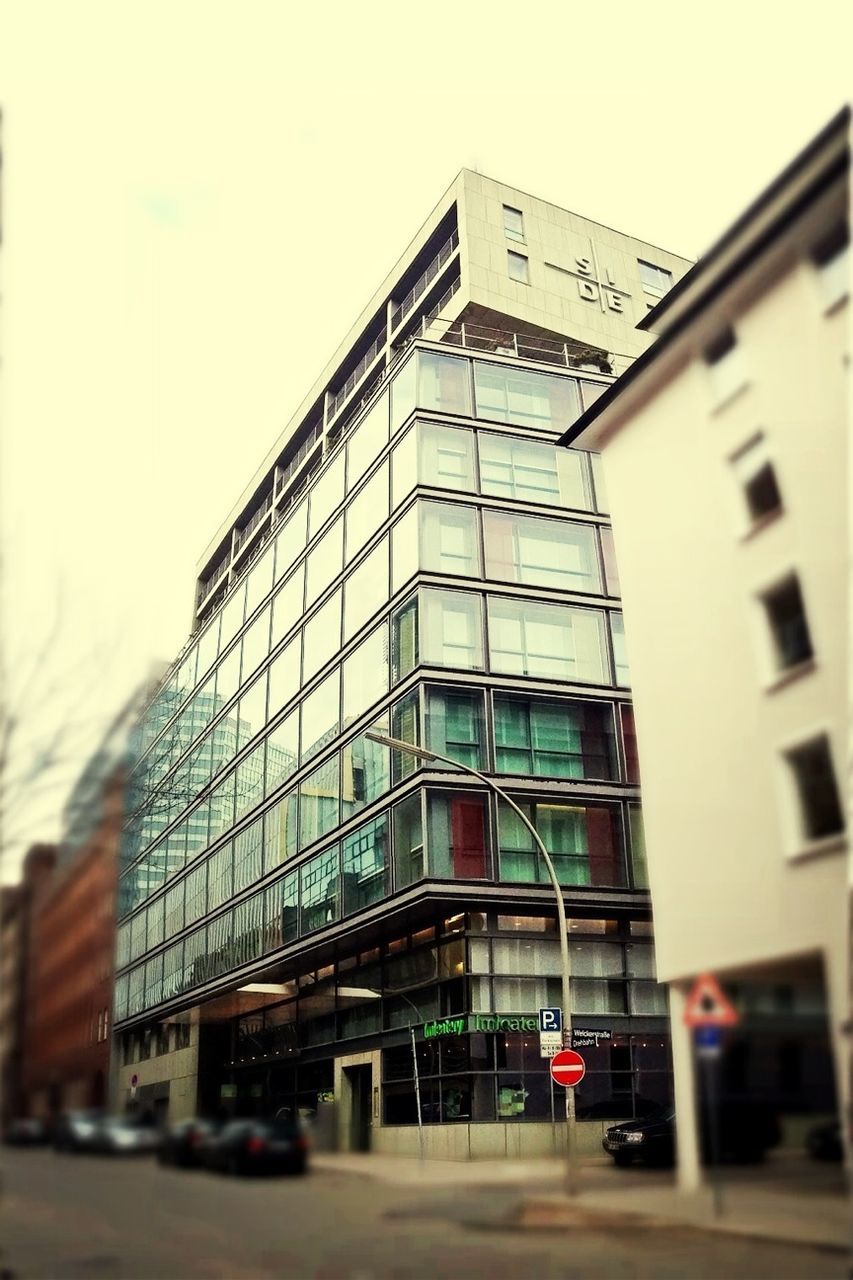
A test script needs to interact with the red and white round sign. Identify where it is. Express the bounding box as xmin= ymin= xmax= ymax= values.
xmin=549 ymin=1049 xmax=586 ymax=1088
